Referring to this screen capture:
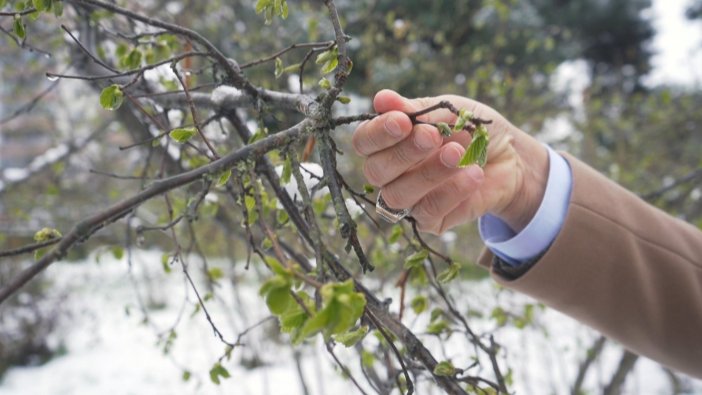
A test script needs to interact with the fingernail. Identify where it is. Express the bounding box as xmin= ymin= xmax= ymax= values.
xmin=385 ymin=118 xmax=403 ymax=138
xmin=440 ymin=145 xmax=463 ymax=167
xmin=414 ymin=130 xmax=437 ymax=150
